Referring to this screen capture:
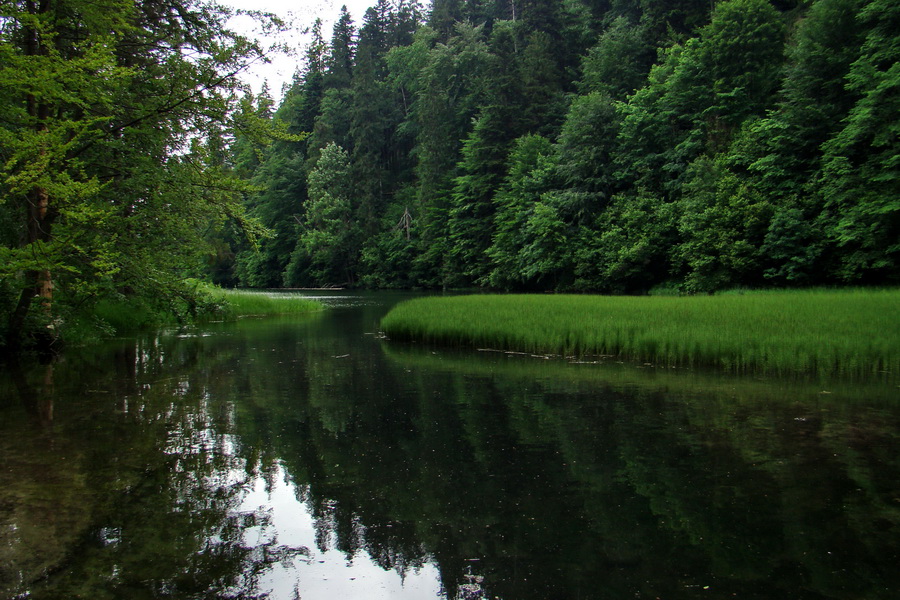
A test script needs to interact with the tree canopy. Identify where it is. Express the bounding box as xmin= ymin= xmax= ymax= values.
xmin=0 ymin=0 xmax=284 ymax=349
